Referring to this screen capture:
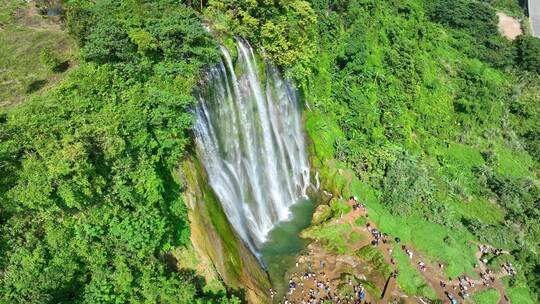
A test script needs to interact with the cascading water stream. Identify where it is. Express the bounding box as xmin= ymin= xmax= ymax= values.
xmin=193 ymin=39 xmax=310 ymax=256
